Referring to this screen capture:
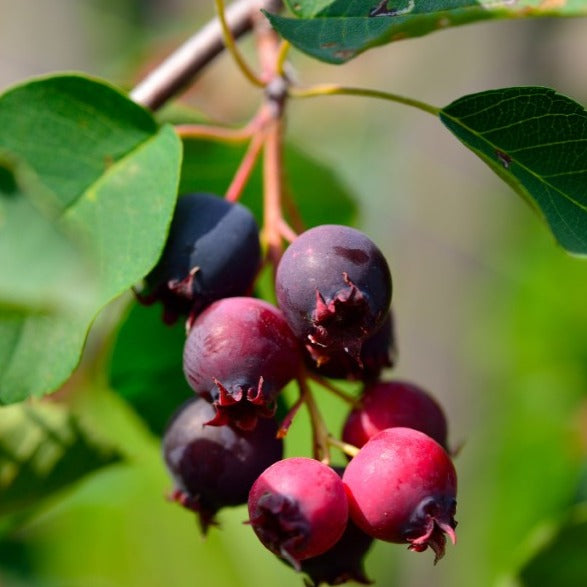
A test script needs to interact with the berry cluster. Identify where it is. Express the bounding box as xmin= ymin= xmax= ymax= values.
xmin=143 ymin=192 xmax=458 ymax=585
